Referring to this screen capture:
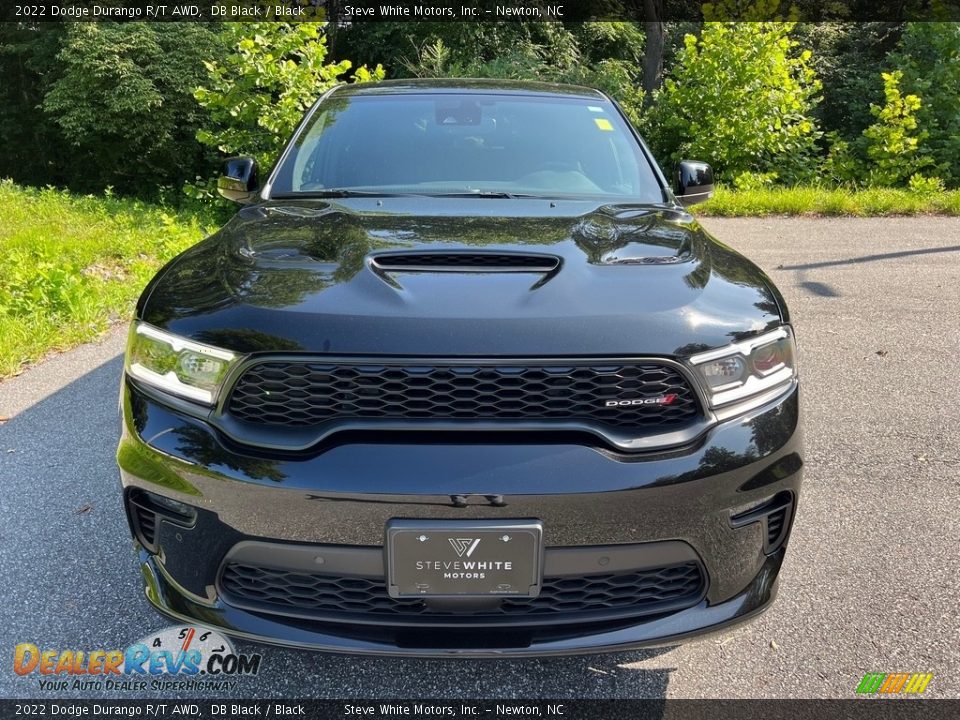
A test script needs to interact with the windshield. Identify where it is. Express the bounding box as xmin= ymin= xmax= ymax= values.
xmin=269 ymin=93 xmax=665 ymax=202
